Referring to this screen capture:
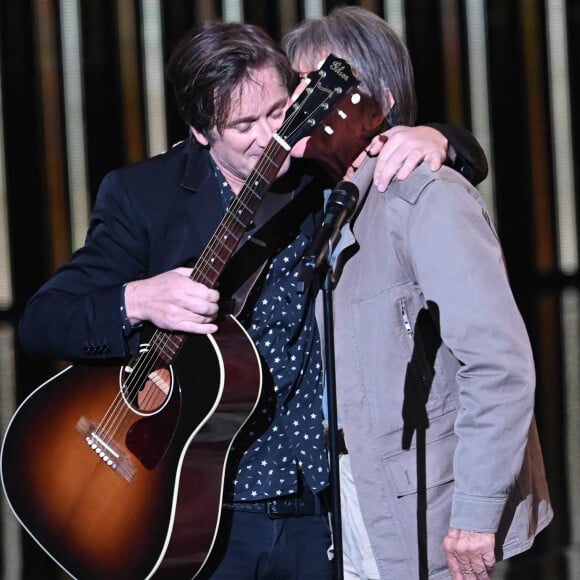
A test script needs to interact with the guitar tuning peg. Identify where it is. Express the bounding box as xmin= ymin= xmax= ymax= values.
xmin=337 ymin=109 xmax=347 ymax=120
xmin=324 ymin=125 xmax=334 ymax=135
xmin=351 ymin=93 xmax=361 ymax=104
